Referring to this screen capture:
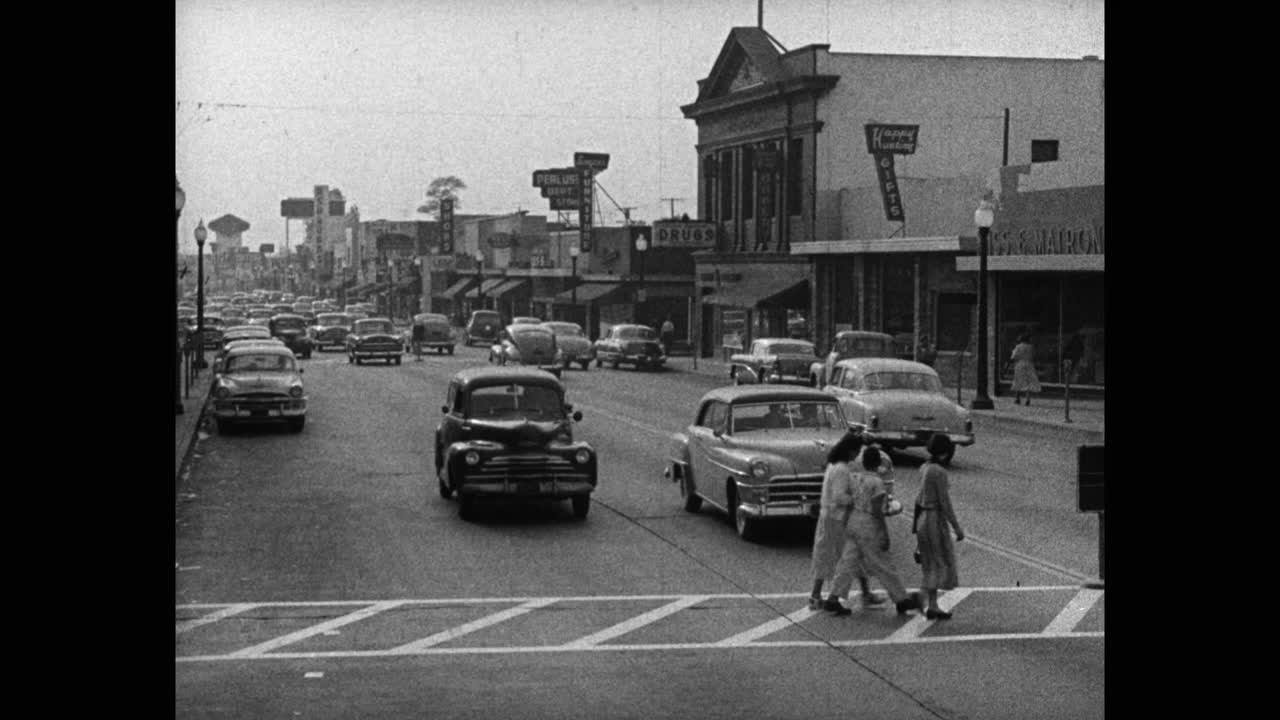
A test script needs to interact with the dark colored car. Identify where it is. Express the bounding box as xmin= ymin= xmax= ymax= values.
xmin=346 ymin=317 xmax=403 ymax=365
xmin=594 ymin=324 xmax=666 ymax=370
xmin=728 ymin=338 xmax=818 ymax=386
xmin=464 ymin=310 xmax=504 ymax=347
xmin=310 ymin=313 xmax=354 ymax=351
xmin=413 ymin=313 xmax=455 ymax=354
xmin=434 ymin=367 xmax=595 ymax=520
xmin=268 ymin=314 xmax=315 ymax=358
xmin=489 ymin=324 xmax=563 ymax=377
